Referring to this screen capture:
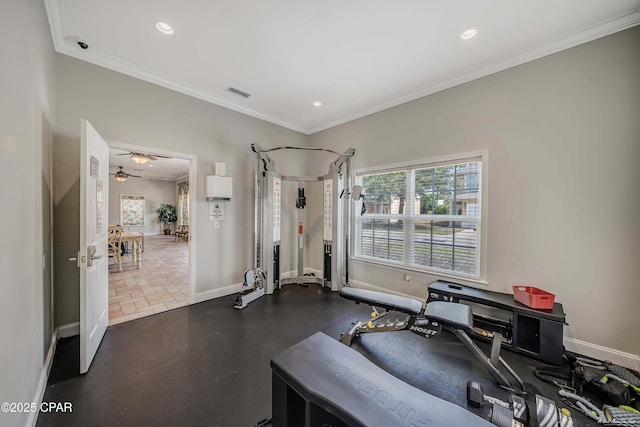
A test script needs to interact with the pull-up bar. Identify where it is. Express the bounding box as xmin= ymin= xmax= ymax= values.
xmin=251 ymin=143 xmax=355 ymax=178
xmin=252 ymin=145 xmax=344 ymax=156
